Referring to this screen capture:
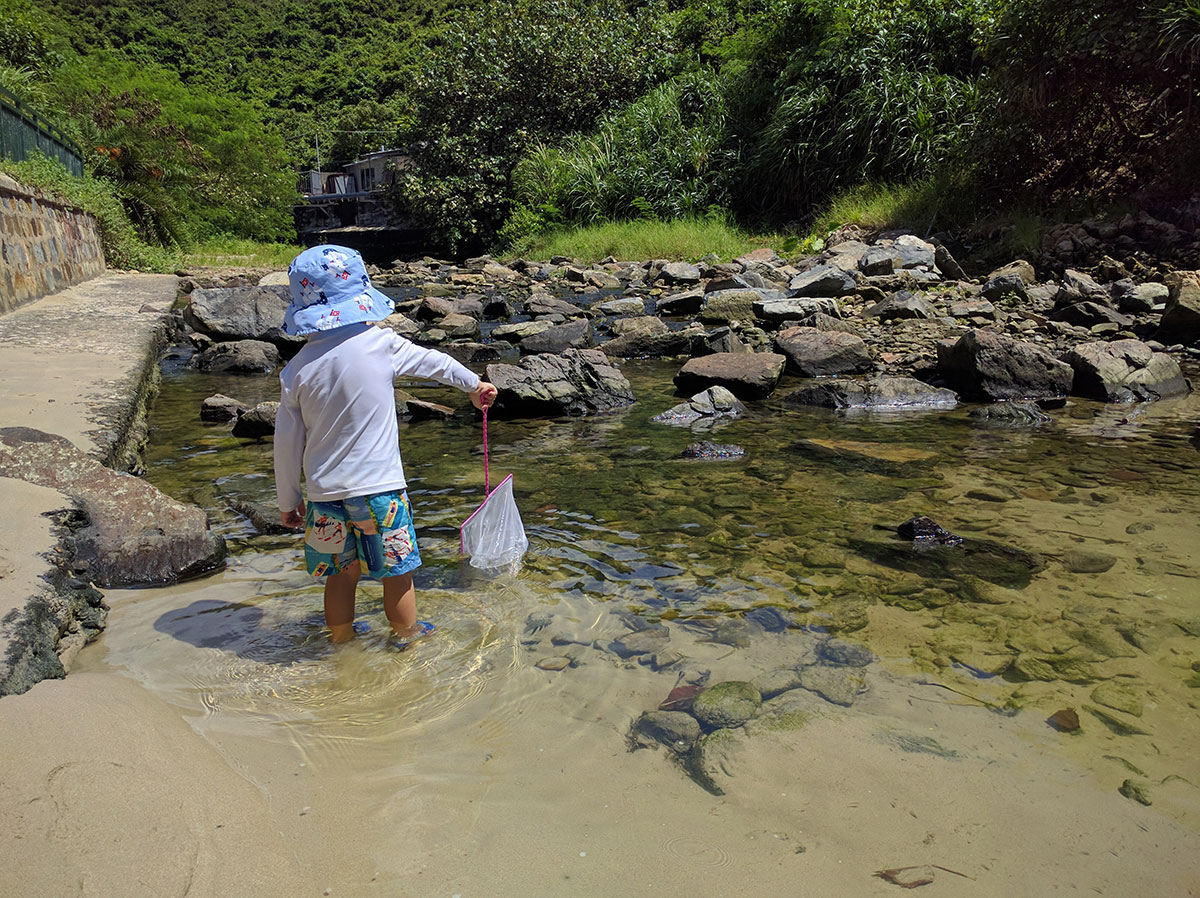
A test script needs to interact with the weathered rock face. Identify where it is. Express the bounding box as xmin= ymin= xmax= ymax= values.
xmin=753 ymin=297 xmax=840 ymax=325
xmin=775 ymin=327 xmax=873 ymax=377
xmin=655 ymin=288 xmax=704 ymax=316
xmin=673 ymin=352 xmax=787 ymax=400
xmin=190 ymin=339 xmax=280 ymax=374
xmin=0 ymin=428 xmax=226 ymax=586
xmin=601 ymin=323 xmax=705 ymax=359
xmin=1157 ymin=271 xmax=1200 ymax=345
xmin=184 ymin=286 xmax=305 ymax=353
xmin=700 ymin=288 xmax=785 ymax=323
xmin=782 ymin=376 xmax=957 ymax=410
xmin=936 ymin=329 xmax=1073 ymax=401
xmin=486 ymin=349 xmax=635 ymax=417
xmin=520 ymin=319 xmax=593 ymax=354
xmin=651 ymin=386 xmax=746 ymax=428
xmin=1062 ymin=339 xmax=1190 ymax=402
xmin=862 ymin=291 xmax=937 ymax=321
xmin=789 ymin=264 xmax=857 ymax=297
